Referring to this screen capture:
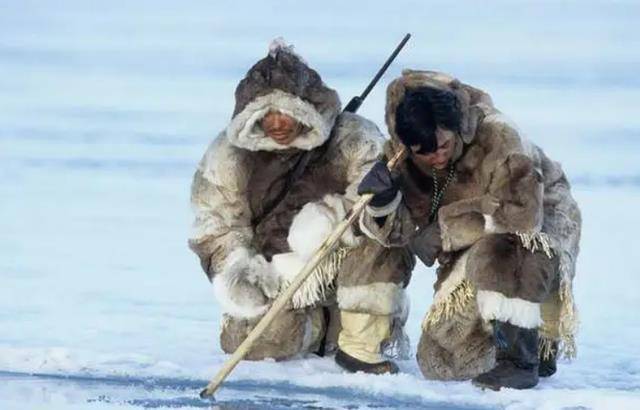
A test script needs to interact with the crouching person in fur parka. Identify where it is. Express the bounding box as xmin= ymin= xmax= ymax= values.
xmin=188 ymin=40 xmax=413 ymax=374
xmin=358 ymin=70 xmax=581 ymax=390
